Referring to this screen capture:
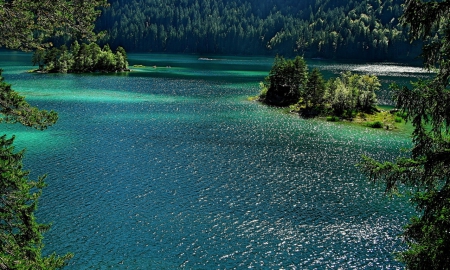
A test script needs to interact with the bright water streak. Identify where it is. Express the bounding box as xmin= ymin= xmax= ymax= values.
xmin=0 ymin=52 xmax=427 ymax=269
